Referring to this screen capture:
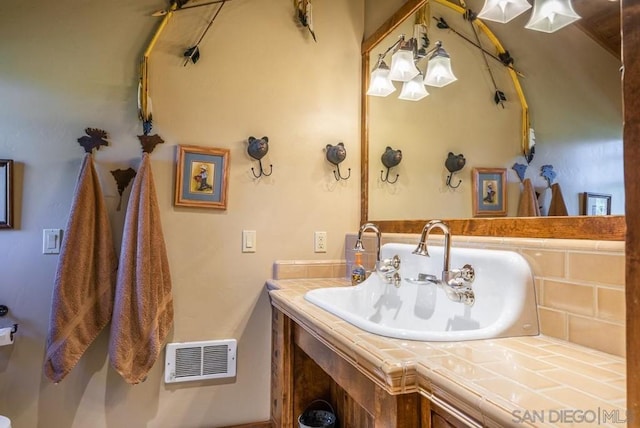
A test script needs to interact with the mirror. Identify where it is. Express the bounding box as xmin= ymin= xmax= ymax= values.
xmin=360 ymin=0 xmax=625 ymax=240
